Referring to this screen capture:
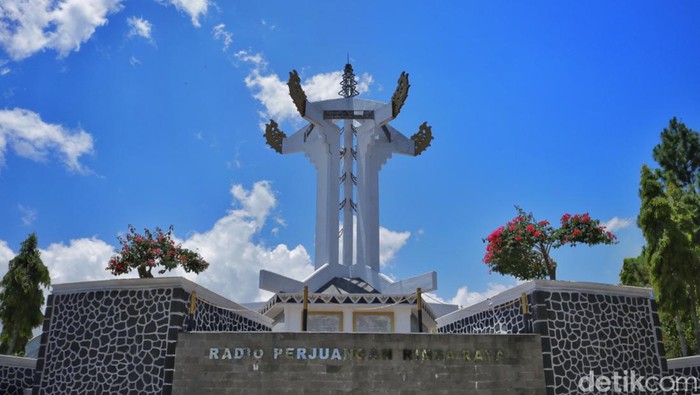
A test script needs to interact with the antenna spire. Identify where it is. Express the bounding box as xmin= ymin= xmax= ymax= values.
xmin=339 ymin=61 xmax=359 ymax=98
